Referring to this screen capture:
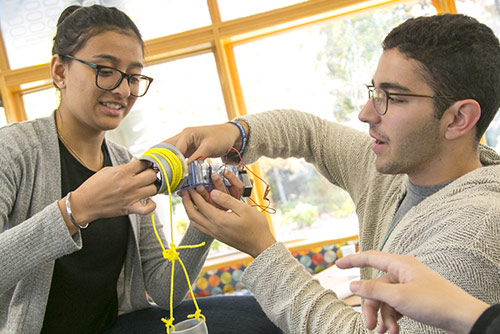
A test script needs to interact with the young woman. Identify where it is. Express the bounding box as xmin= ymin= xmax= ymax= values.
xmin=0 ymin=5 xmax=281 ymax=334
